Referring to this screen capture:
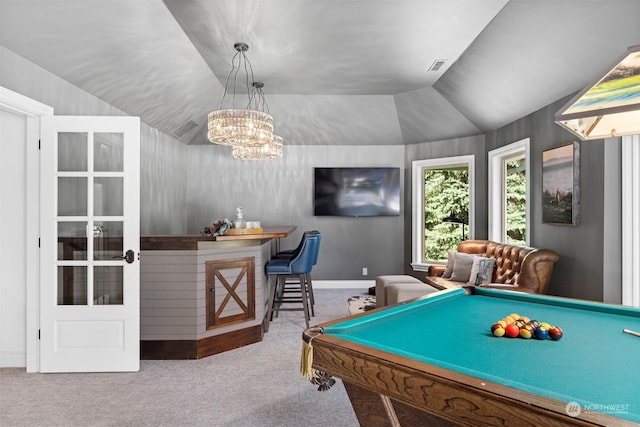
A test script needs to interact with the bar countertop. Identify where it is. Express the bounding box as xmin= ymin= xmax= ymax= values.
xmin=140 ymin=226 xmax=296 ymax=251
